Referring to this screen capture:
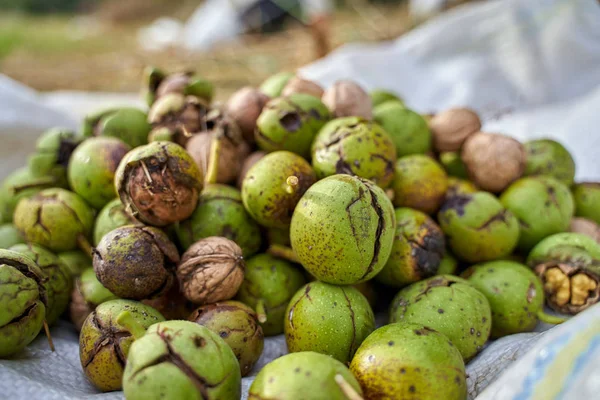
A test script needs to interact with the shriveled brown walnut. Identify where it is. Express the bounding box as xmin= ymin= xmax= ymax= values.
xmin=237 ymin=151 xmax=266 ymax=188
xmin=281 ymin=76 xmax=324 ymax=98
xmin=322 ymin=80 xmax=373 ymax=119
xmin=177 ymin=237 xmax=245 ymax=305
xmin=226 ymin=87 xmax=270 ymax=144
xmin=185 ymin=109 xmax=250 ymax=184
xmin=461 ymin=132 xmax=526 ymax=193
xmin=569 ymin=218 xmax=600 ymax=244
xmin=430 ymin=108 xmax=481 ymax=152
